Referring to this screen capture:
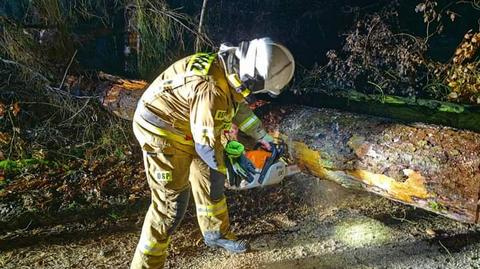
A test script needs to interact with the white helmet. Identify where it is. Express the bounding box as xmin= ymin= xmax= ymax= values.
xmin=219 ymin=38 xmax=295 ymax=96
